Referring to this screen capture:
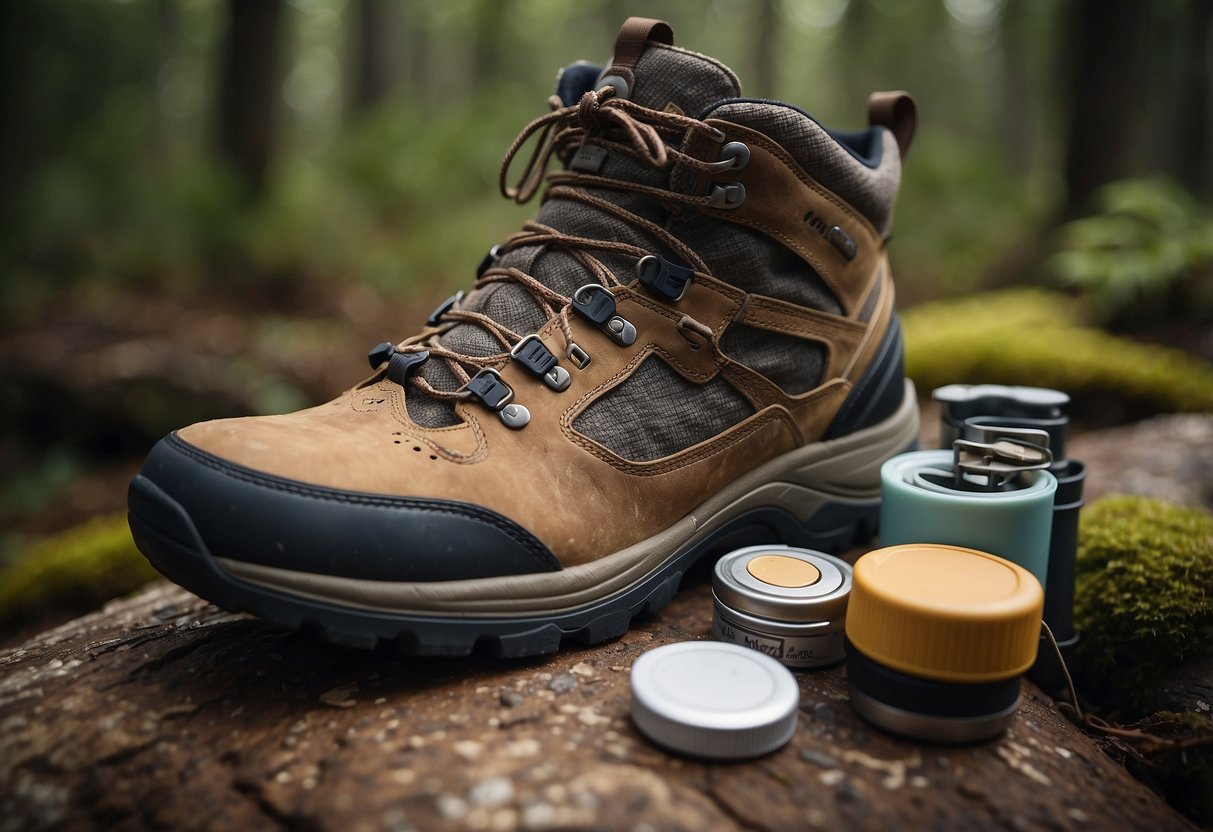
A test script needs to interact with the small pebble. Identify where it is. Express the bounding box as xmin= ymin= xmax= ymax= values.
xmin=468 ymin=776 xmax=514 ymax=808
xmin=800 ymin=748 xmax=838 ymax=768
xmin=836 ymin=781 xmax=861 ymax=803
xmin=811 ymin=703 xmax=836 ymax=730
xmin=548 ymin=674 xmax=576 ymax=693
xmin=500 ymin=691 xmax=525 ymax=708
